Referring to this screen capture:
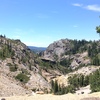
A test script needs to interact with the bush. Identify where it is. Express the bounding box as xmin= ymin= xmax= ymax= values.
xmin=8 ymin=63 xmax=18 ymax=72
xmin=15 ymin=73 xmax=29 ymax=83
xmin=21 ymin=68 xmax=30 ymax=75
xmin=60 ymin=58 xmax=71 ymax=67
